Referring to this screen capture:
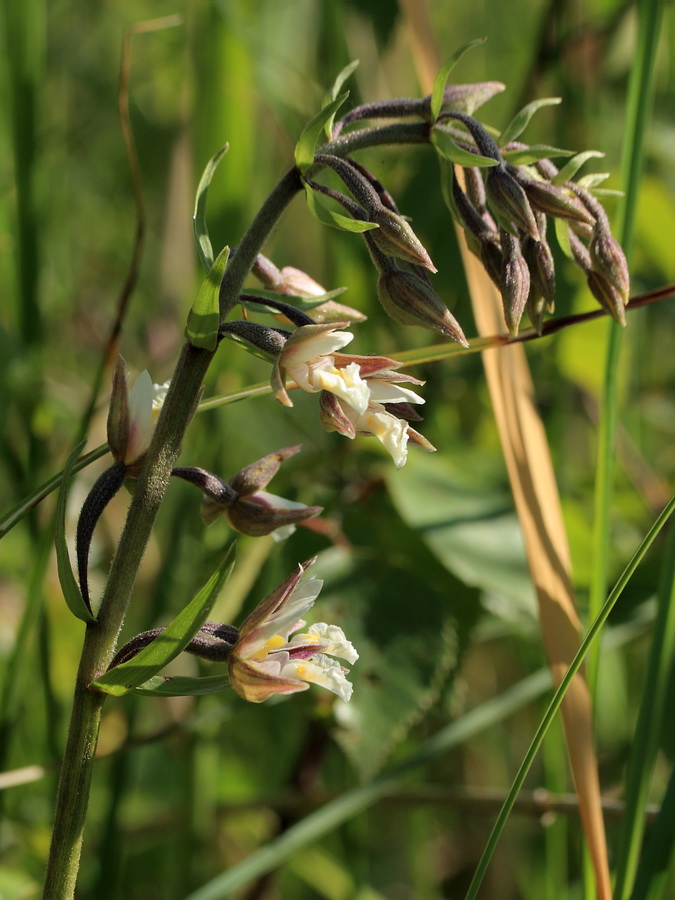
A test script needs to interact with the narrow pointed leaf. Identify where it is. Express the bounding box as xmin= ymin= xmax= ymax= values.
xmin=55 ymin=441 xmax=96 ymax=623
xmin=499 ymin=98 xmax=561 ymax=146
xmin=430 ymin=38 xmax=486 ymax=121
xmin=323 ymin=60 xmax=359 ymax=137
xmin=576 ymin=173 xmax=611 ymax=190
xmin=303 ymin=182 xmax=380 ymax=232
xmin=92 ymin=543 xmax=237 ymax=696
xmin=186 ymin=245 xmax=230 ymax=351
xmin=431 ymin=128 xmax=500 ymax=168
xmin=133 ymin=674 xmax=232 ymax=697
xmin=502 ymin=145 xmax=574 ymax=165
xmin=193 ymin=144 xmax=228 ymax=272
xmin=295 ymin=92 xmax=349 ymax=173
xmin=554 ymin=217 xmax=574 ymax=260
xmin=554 ymin=150 xmax=605 ymax=186
xmin=240 ymin=287 xmax=347 ymax=316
